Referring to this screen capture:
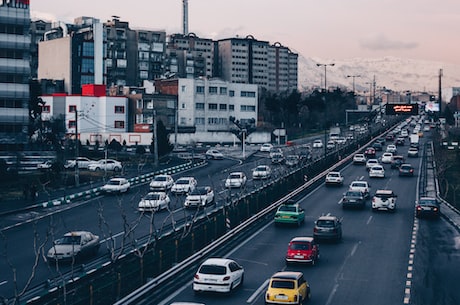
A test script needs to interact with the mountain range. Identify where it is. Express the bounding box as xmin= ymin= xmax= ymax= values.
xmin=298 ymin=56 xmax=460 ymax=93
